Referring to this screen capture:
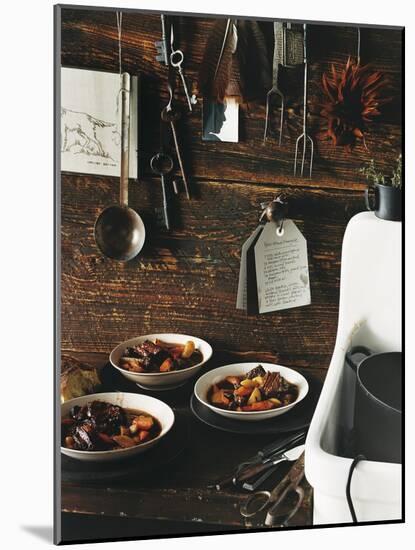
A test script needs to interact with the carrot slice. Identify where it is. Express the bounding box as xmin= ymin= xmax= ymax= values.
xmin=242 ymin=400 xmax=275 ymax=411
